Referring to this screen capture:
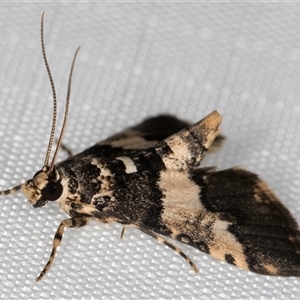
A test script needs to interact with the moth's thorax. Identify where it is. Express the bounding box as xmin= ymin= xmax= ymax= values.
xmin=55 ymin=157 xmax=118 ymax=219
